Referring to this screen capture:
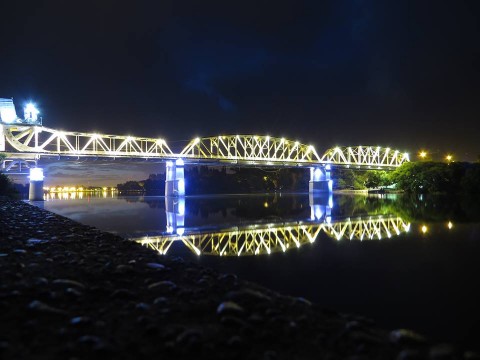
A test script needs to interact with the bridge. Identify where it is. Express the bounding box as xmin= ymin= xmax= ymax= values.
xmin=0 ymin=98 xmax=410 ymax=200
